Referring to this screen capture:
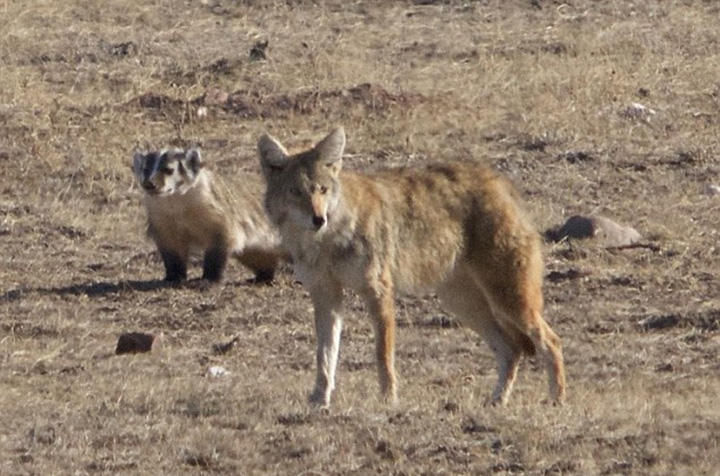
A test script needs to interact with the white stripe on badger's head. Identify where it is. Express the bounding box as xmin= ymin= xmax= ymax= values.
xmin=131 ymin=149 xmax=205 ymax=197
